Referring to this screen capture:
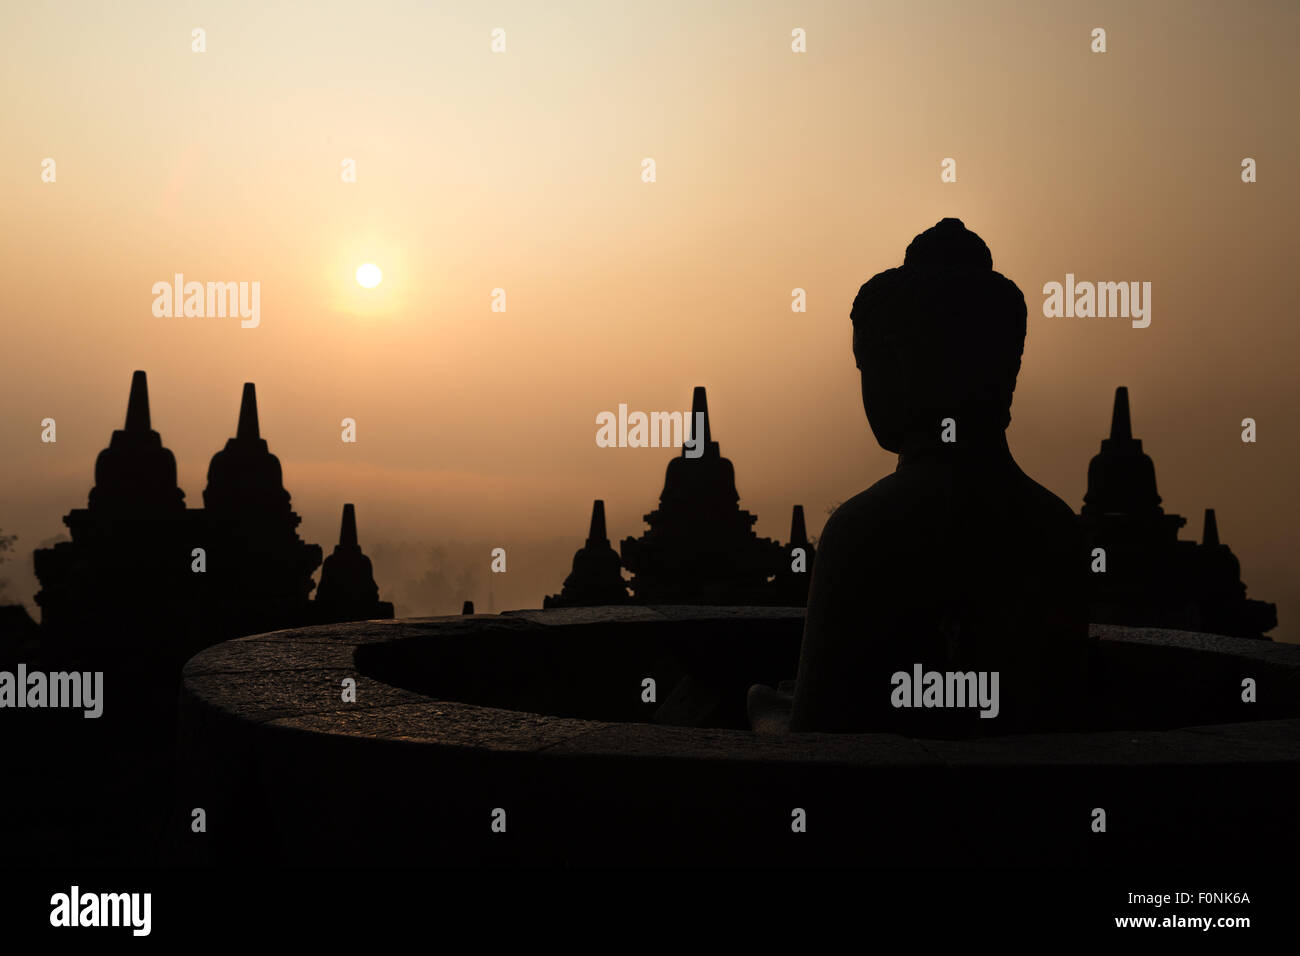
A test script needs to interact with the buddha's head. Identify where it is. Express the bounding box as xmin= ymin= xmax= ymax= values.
xmin=850 ymin=218 xmax=1027 ymax=453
